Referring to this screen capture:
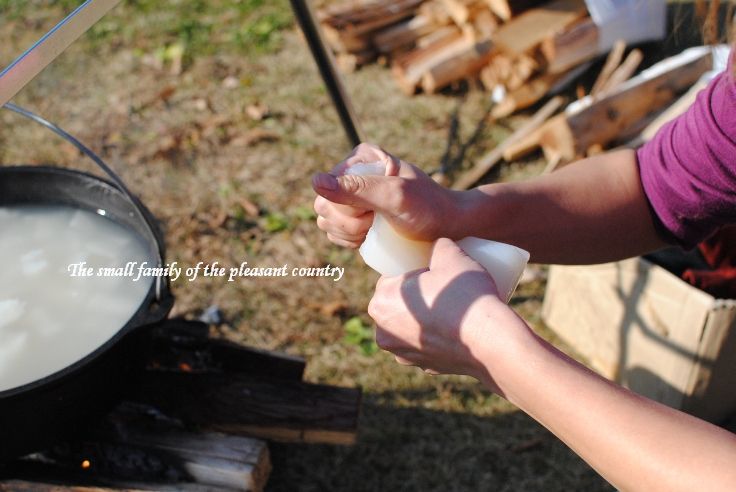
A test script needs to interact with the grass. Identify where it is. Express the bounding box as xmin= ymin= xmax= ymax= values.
xmin=2 ymin=1 xmax=713 ymax=490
